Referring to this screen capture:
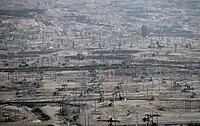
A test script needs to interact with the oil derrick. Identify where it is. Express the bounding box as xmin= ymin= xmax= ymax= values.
xmin=185 ymin=98 xmax=191 ymax=112
xmin=186 ymin=42 xmax=192 ymax=49
xmin=83 ymin=83 xmax=102 ymax=97
xmin=72 ymin=40 xmax=75 ymax=49
xmin=112 ymin=81 xmax=125 ymax=101
xmin=141 ymin=25 xmax=148 ymax=38
xmin=52 ymin=89 xmax=59 ymax=103
xmin=98 ymin=91 xmax=104 ymax=103
xmin=181 ymin=84 xmax=194 ymax=93
xmin=190 ymin=92 xmax=196 ymax=98
xmin=60 ymin=96 xmax=84 ymax=124
xmin=94 ymin=83 xmax=102 ymax=93
xmin=100 ymin=41 xmax=106 ymax=62
xmin=77 ymin=52 xmax=84 ymax=60
xmin=88 ymin=68 xmax=98 ymax=83
xmin=60 ymin=96 xmax=69 ymax=116
xmin=118 ymin=40 xmax=122 ymax=51
xmin=156 ymin=40 xmax=164 ymax=49
xmin=130 ymin=42 xmax=133 ymax=48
